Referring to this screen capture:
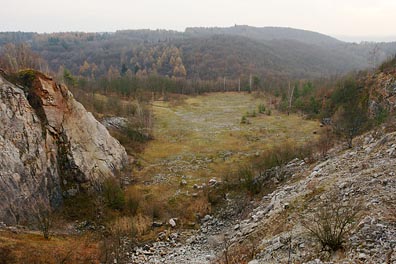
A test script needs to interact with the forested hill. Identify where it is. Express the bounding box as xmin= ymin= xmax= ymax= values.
xmin=185 ymin=25 xmax=342 ymax=46
xmin=1 ymin=26 xmax=396 ymax=81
